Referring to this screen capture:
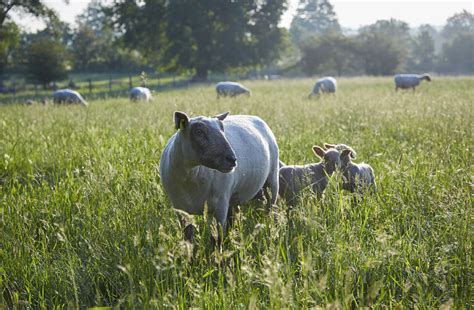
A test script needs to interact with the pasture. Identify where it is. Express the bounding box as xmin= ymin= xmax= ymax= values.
xmin=0 ymin=77 xmax=472 ymax=308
